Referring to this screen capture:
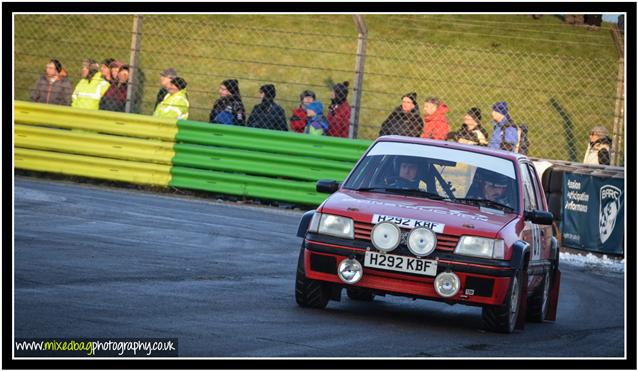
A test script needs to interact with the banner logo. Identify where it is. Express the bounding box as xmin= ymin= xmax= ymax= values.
xmin=599 ymin=185 xmax=622 ymax=244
